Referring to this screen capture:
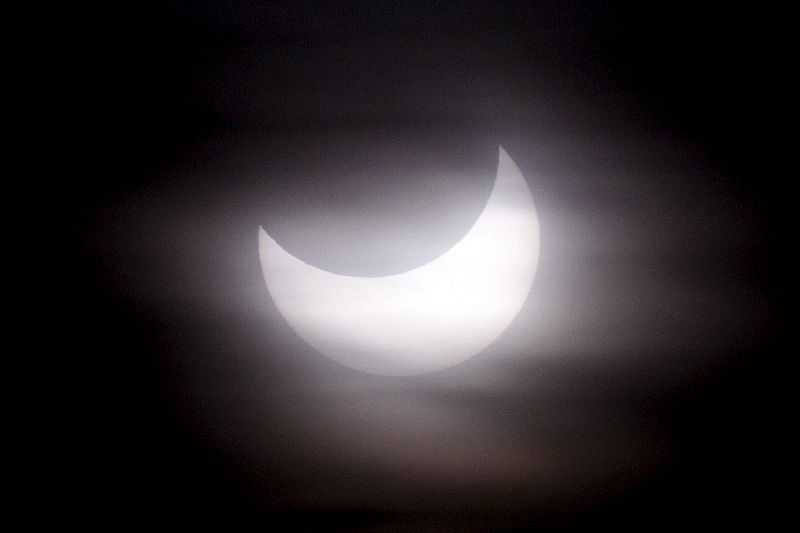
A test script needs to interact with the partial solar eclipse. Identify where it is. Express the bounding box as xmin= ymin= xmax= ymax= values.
xmin=259 ymin=146 xmax=540 ymax=375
